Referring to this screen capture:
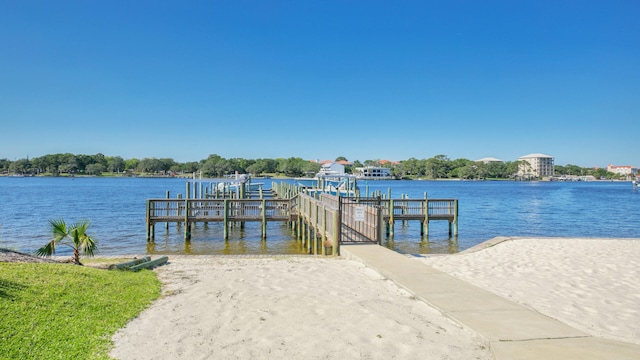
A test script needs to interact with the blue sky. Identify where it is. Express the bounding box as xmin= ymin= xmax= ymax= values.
xmin=1 ymin=1 xmax=638 ymax=167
